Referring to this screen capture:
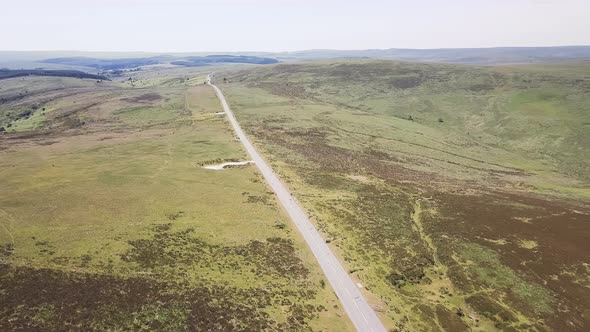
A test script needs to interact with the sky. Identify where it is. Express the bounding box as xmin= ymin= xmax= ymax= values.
xmin=1 ymin=0 xmax=589 ymax=52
